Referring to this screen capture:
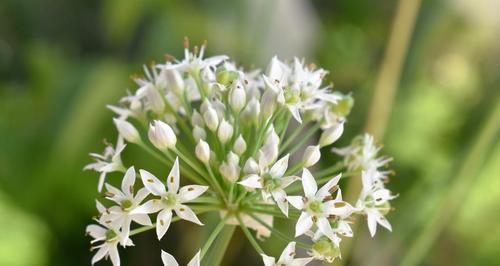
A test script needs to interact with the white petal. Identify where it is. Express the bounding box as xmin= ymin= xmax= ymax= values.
xmin=178 ymin=185 xmax=209 ymax=203
xmin=132 ymin=199 xmax=163 ymax=214
xmin=272 ymin=190 xmax=289 ymax=217
xmin=288 ymin=105 xmax=302 ymax=123
xmin=161 ymin=250 xmax=179 ymax=266
xmin=91 ymin=245 xmax=108 ymax=265
xmin=131 ymin=214 xmax=152 ymax=226
xmin=269 ymin=154 xmax=289 ymax=178
xmin=280 ymin=175 xmax=300 ymax=189
xmin=97 ymin=172 xmax=107 ymax=192
xmin=121 ymin=166 xmax=136 ymax=197
xmin=287 ymin=196 xmax=305 ymax=210
xmin=261 ymin=254 xmax=276 ymax=266
xmin=156 ymin=209 xmax=173 ymax=240
xmin=108 ymin=244 xmax=120 ymax=266
xmin=295 ymin=212 xmax=313 ymax=237
xmin=317 ymin=217 xmax=335 ymax=241
xmin=301 ymin=168 xmax=317 ymax=198
xmin=175 ymin=205 xmax=203 ymax=225
xmin=187 ymin=250 xmax=201 ymax=266
xmin=86 ymin=224 xmax=106 ymax=240
xmin=133 ymin=187 xmax=150 ymax=204
xmin=167 ymin=157 xmax=180 ymax=193
xmin=238 ymin=174 xmax=263 ymax=189
xmin=140 ymin=169 xmax=166 ymax=196
xmin=316 ymin=173 xmax=341 ymax=199
xmin=277 ymin=242 xmax=296 ymax=264
xmin=367 ymin=211 xmax=377 ymax=237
